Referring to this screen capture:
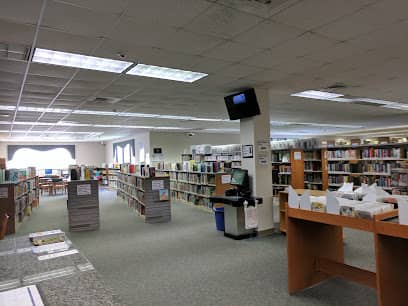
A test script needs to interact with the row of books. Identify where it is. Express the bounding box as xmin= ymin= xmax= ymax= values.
xmin=170 ymin=190 xmax=213 ymax=209
xmin=170 ymin=181 xmax=216 ymax=197
xmin=327 ymin=150 xmax=359 ymax=159
xmin=392 ymin=173 xmax=408 ymax=187
xmin=328 ymin=163 xmax=351 ymax=172
xmin=304 ymin=151 xmax=321 ymax=160
xmin=117 ymin=181 xmax=145 ymax=202
xmin=272 ymin=176 xmax=291 ymax=185
xmin=304 ymin=173 xmax=322 ymax=183
xmin=278 ymin=165 xmax=291 ymax=173
xmin=362 ymin=163 xmax=393 ymax=174
xmin=271 ymin=151 xmax=290 ymax=163
xmin=329 ymin=175 xmax=392 ymax=188
xmin=117 ymin=173 xmax=144 ymax=190
xmin=361 ymin=148 xmax=403 ymax=159
xmin=304 ymin=162 xmax=322 ymax=171
xmin=173 ymin=172 xmax=216 ymax=185
xmin=117 ymin=190 xmax=145 ymax=216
